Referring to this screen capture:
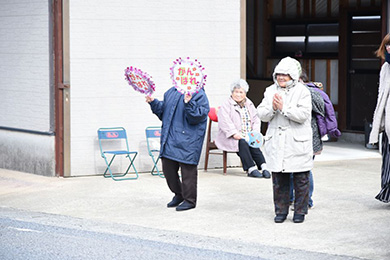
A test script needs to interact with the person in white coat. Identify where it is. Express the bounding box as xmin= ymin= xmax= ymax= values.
xmin=369 ymin=34 xmax=390 ymax=203
xmin=258 ymin=57 xmax=313 ymax=223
